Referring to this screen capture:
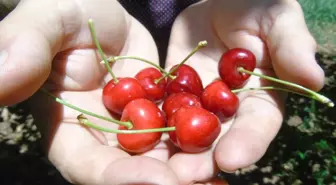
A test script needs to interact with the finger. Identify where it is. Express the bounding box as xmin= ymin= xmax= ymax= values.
xmin=140 ymin=133 xmax=178 ymax=162
xmin=215 ymin=69 xmax=284 ymax=172
xmin=265 ymin=0 xmax=324 ymax=91
xmin=193 ymin=177 xmax=230 ymax=185
xmin=212 ymin=11 xmax=270 ymax=68
xmin=0 ymin=0 xmax=71 ymax=105
xmin=103 ymin=156 xmax=179 ymax=185
xmin=165 ymin=0 xmax=223 ymax=86
xmin=168 ymin=147 xmax=221 ymax=185
xmin=216 ymin=29 xmax=270 ymax=69
xmin=103 ymin=14 xmax=160 ymax=81
xmin=0 ymin=0 xmax=129 ymax=106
